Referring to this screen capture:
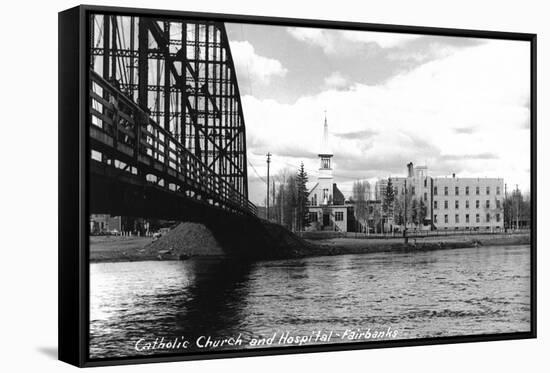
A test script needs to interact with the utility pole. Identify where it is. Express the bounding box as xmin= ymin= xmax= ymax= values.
xmin=266 ymin=152 xmax=271 ymax=220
